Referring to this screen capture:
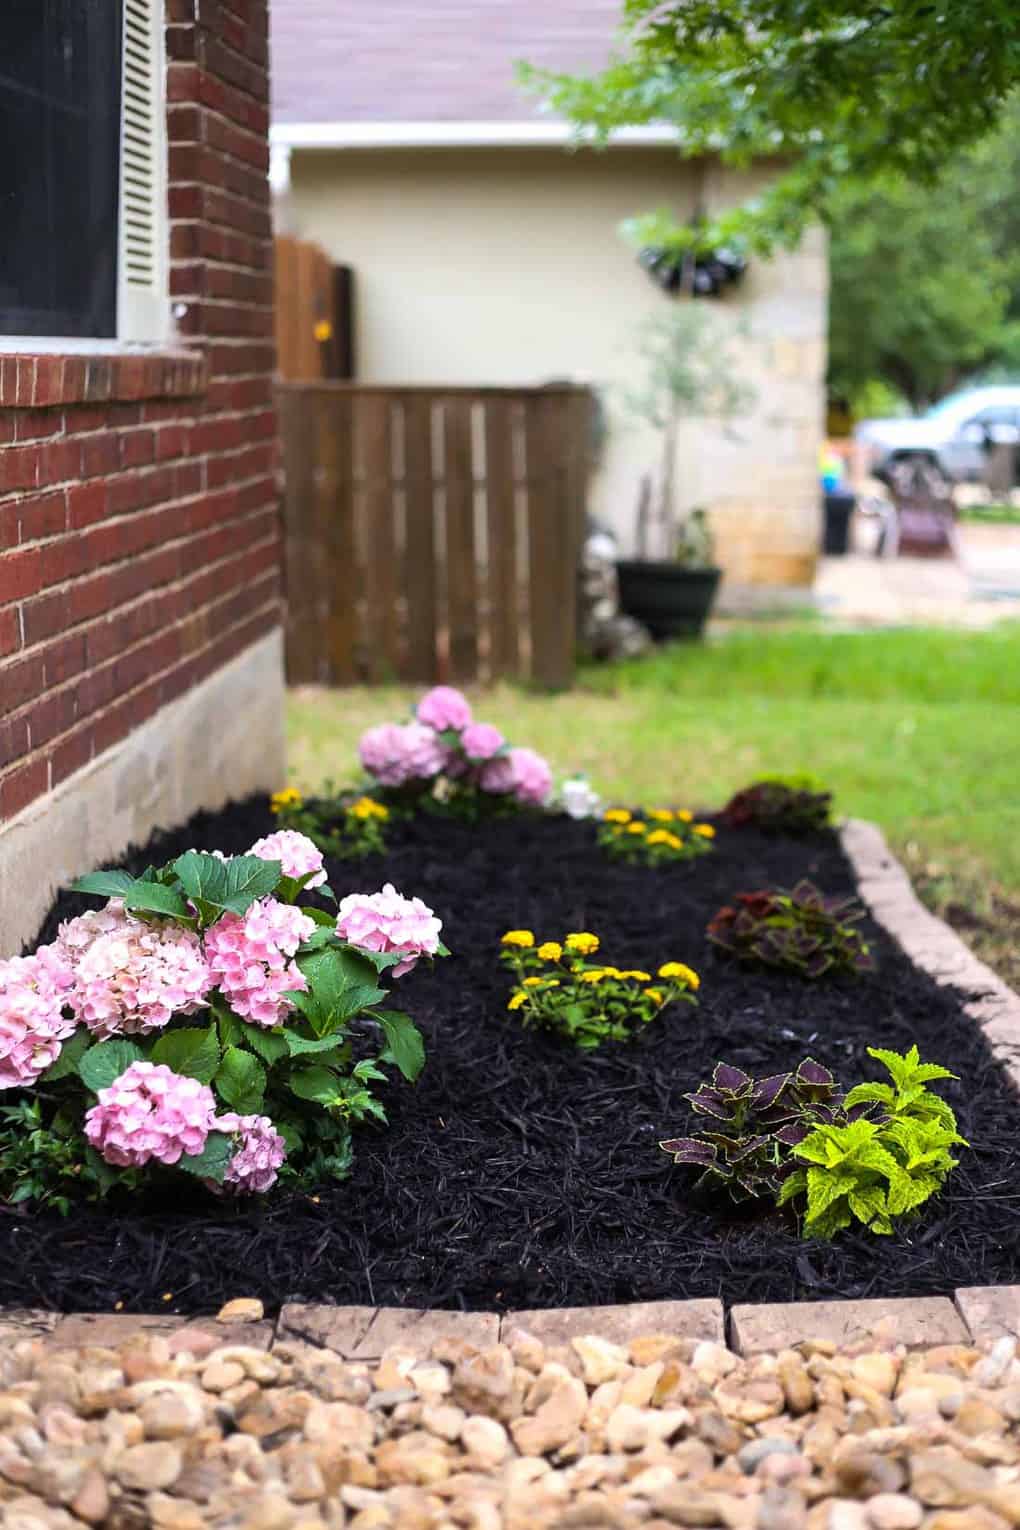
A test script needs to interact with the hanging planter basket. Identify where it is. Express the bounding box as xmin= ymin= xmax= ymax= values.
xmin=638 ymin=245 xmax=747 ymax=298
